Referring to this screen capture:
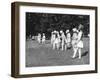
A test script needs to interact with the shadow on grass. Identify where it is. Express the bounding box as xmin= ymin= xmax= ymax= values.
xmin=74 ymin=51 xmax=88 ymax=59
xmin=82 ymin=51 xmax=88 ymax=57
